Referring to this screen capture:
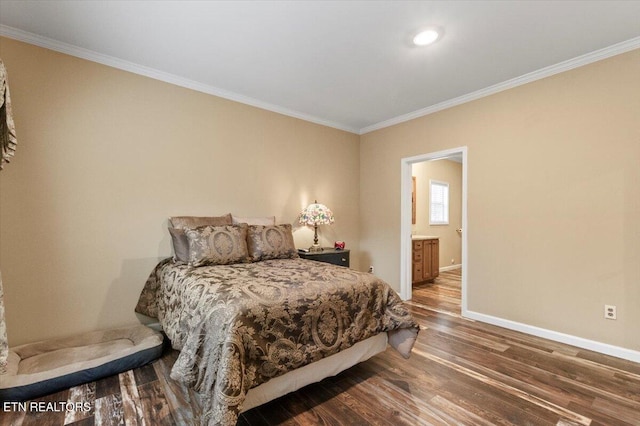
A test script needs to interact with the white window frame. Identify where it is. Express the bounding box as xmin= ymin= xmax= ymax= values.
xmin=429 ymin=179 xmax=449 ymax=225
